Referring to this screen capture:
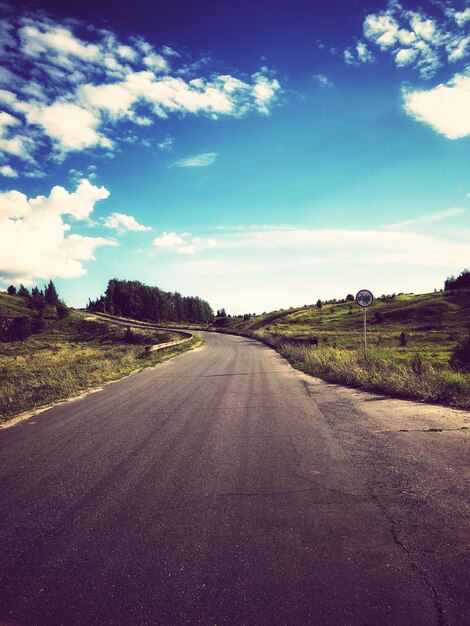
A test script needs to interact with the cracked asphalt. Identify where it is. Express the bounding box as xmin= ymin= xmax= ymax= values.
xmin=0 ymin=331 xmax=469 ymax=625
